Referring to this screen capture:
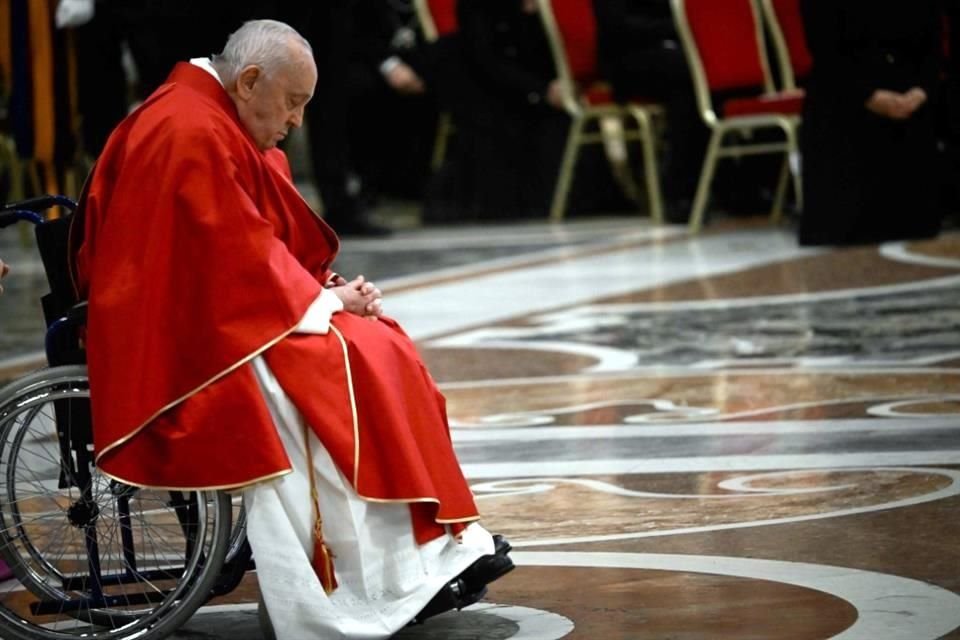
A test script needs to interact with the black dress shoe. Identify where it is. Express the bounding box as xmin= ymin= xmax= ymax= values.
xmin=493 ymin=534 xmax=512 ymax=556
xmin=412 ymin=579 xmax=488 ymax=624
xmin=458 ymin=552 xmax=515 ymax=594
xmin=410 ymin=536 xmax=514 ymax=625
